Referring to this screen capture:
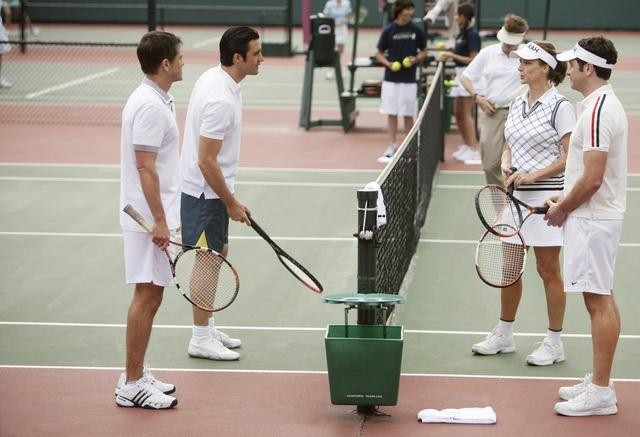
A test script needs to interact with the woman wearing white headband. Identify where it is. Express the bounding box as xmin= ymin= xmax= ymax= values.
xmin=471 ymin=41 xmax=577 ymax=369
